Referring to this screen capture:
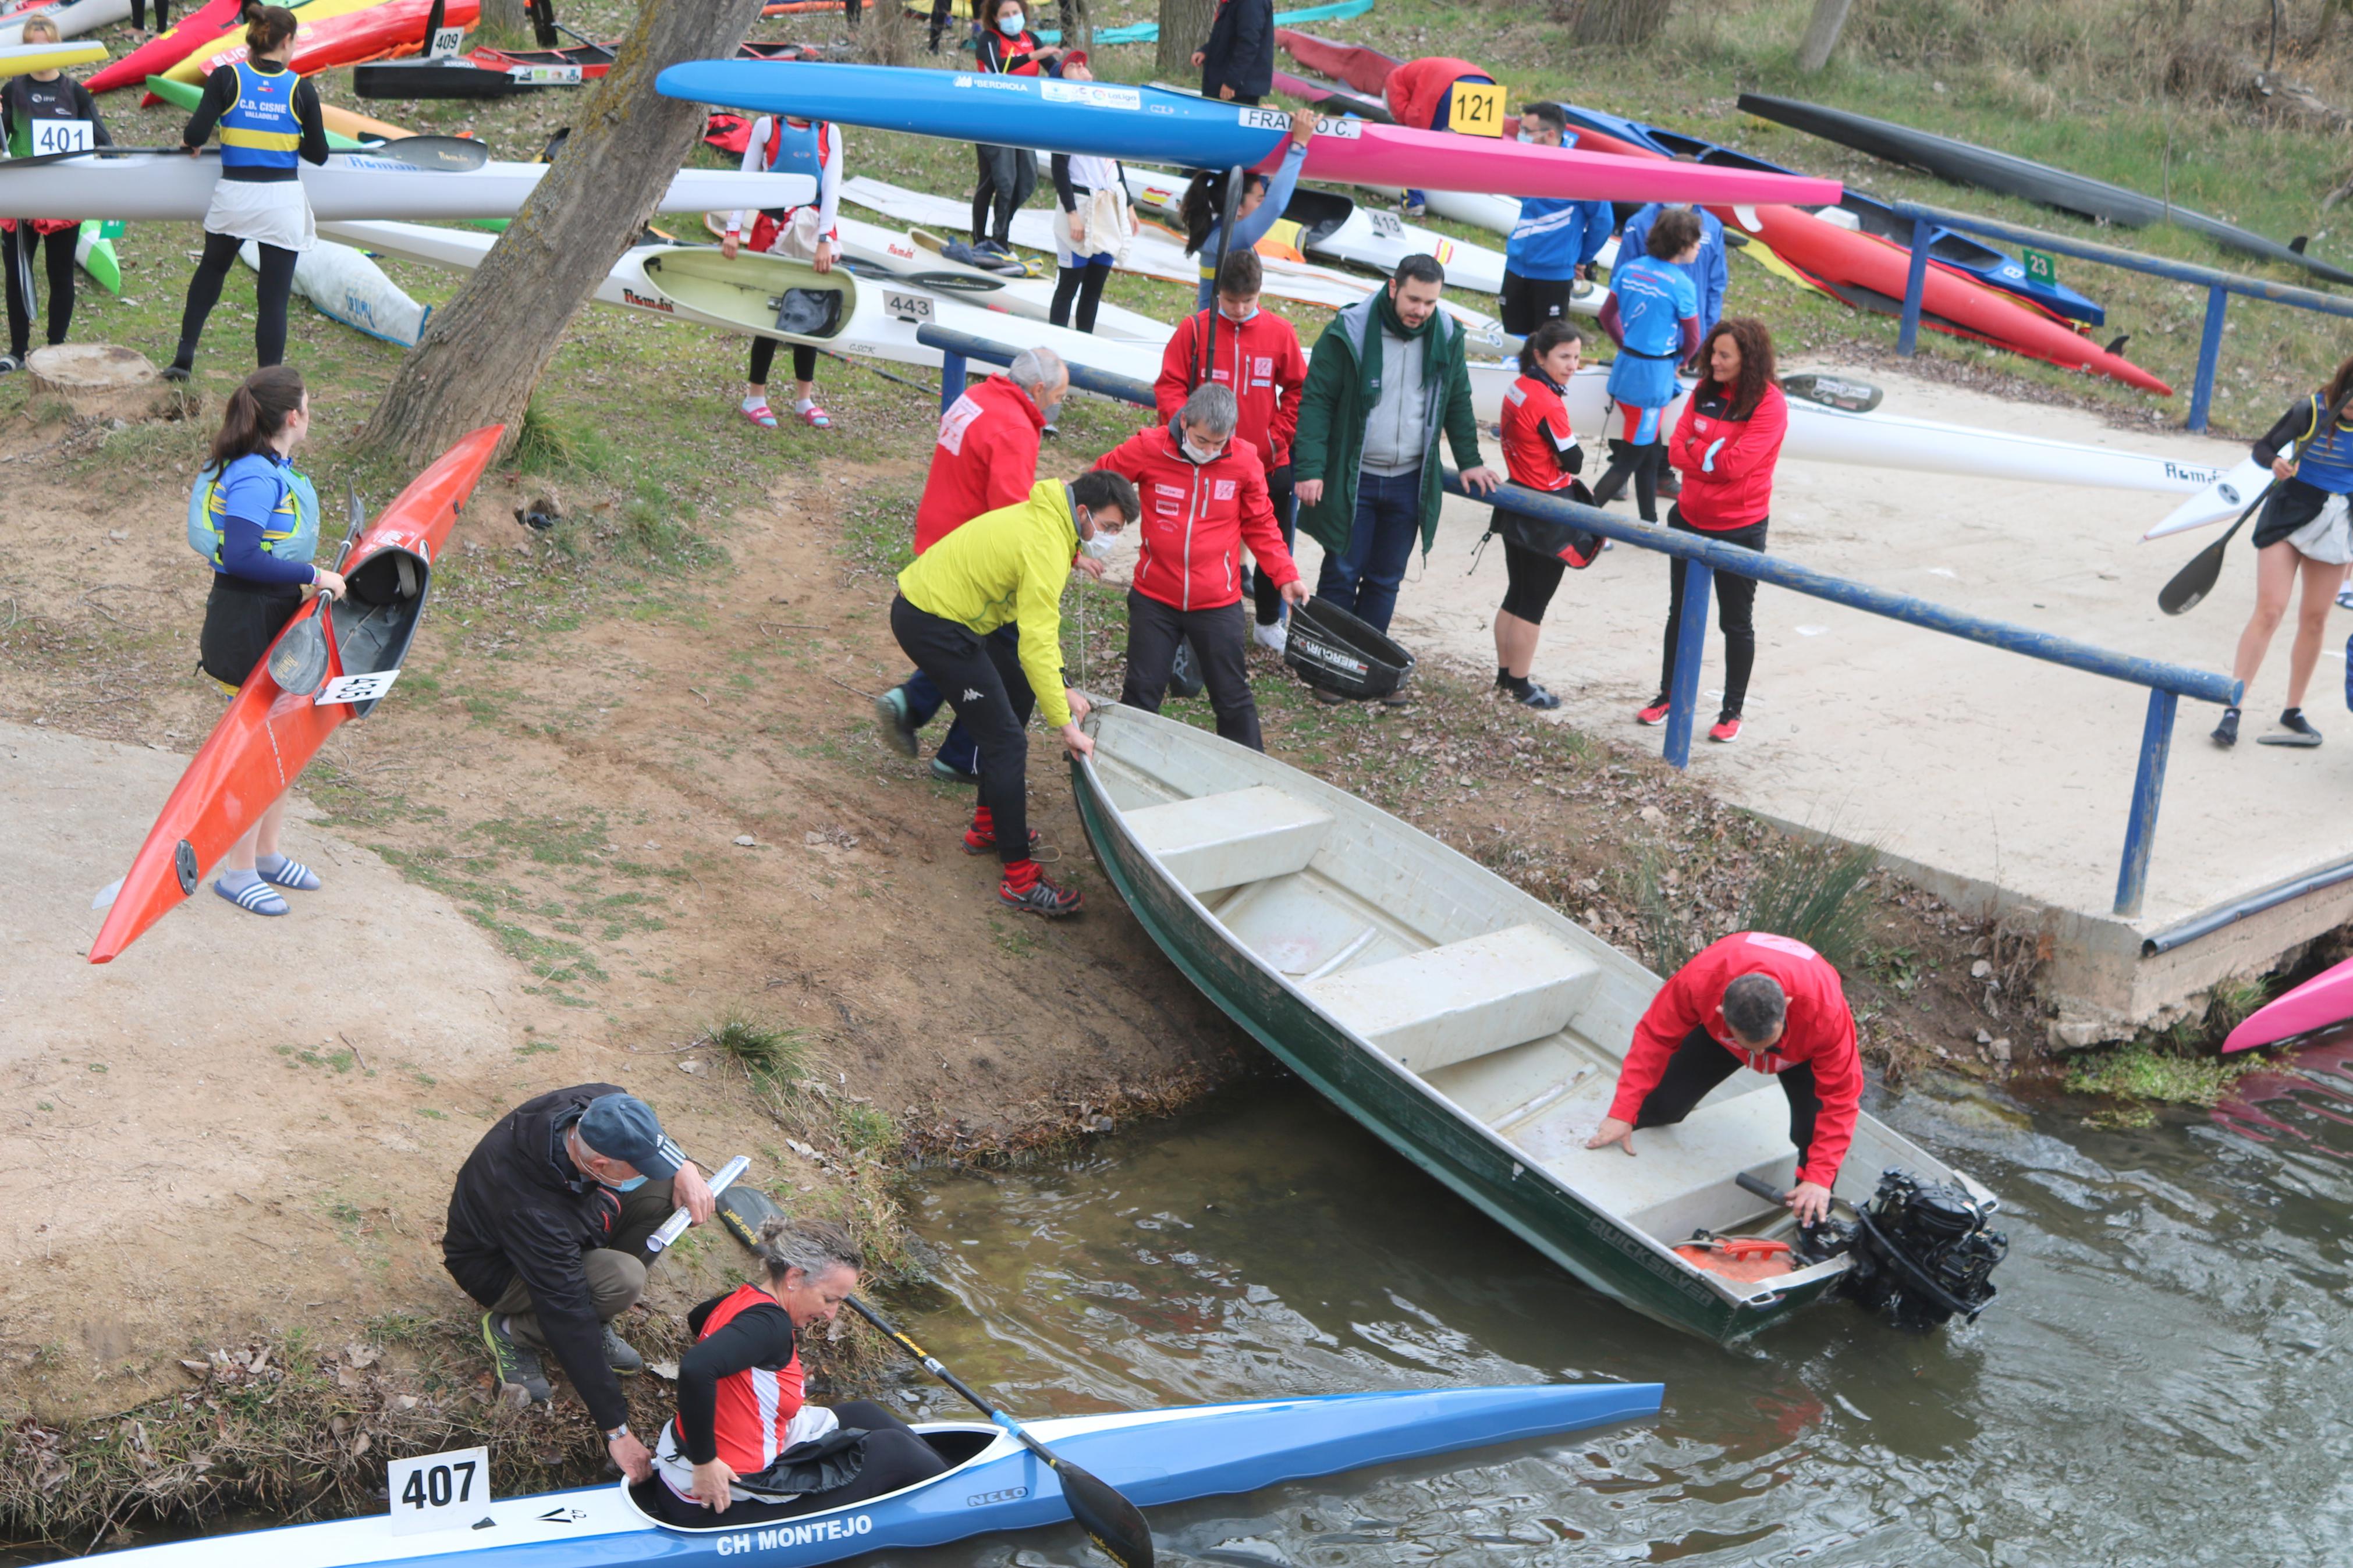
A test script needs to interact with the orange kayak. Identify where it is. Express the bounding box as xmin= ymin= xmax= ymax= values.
xmin=85 ymin=0 xmax=242 ymax=91
xmin=162 ymin=0 xmax=481 ymax=85
xmin=88 ymin=425 xmax=502 ymax=965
